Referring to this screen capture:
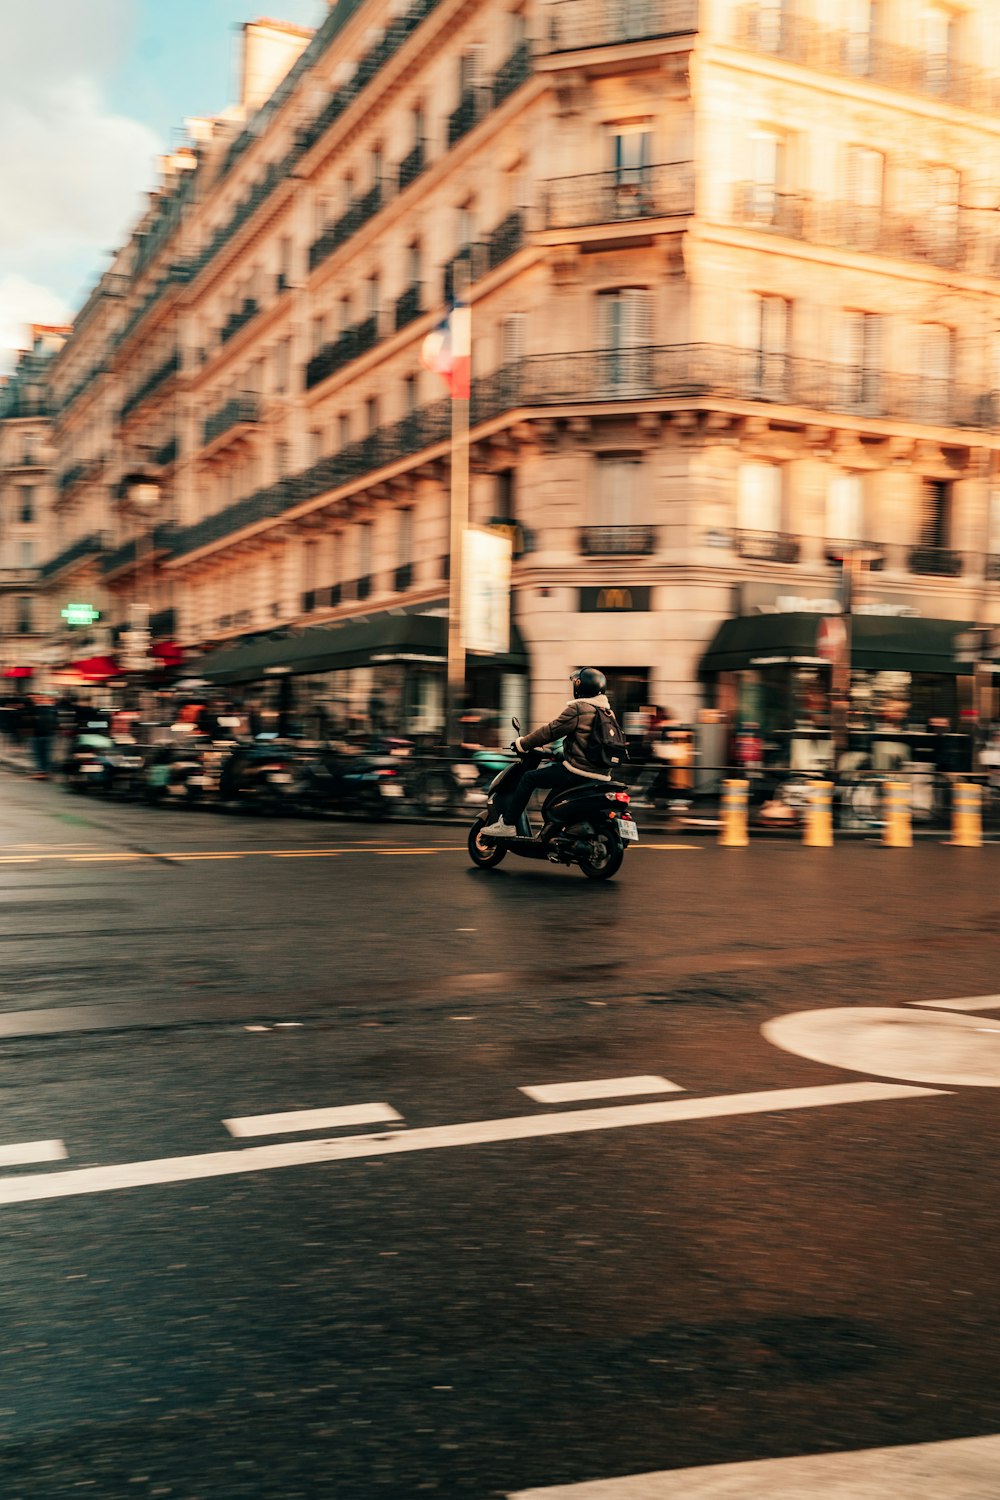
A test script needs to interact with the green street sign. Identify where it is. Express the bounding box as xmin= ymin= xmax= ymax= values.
xmin=61 ymin=603 xmax=101 ymax=627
